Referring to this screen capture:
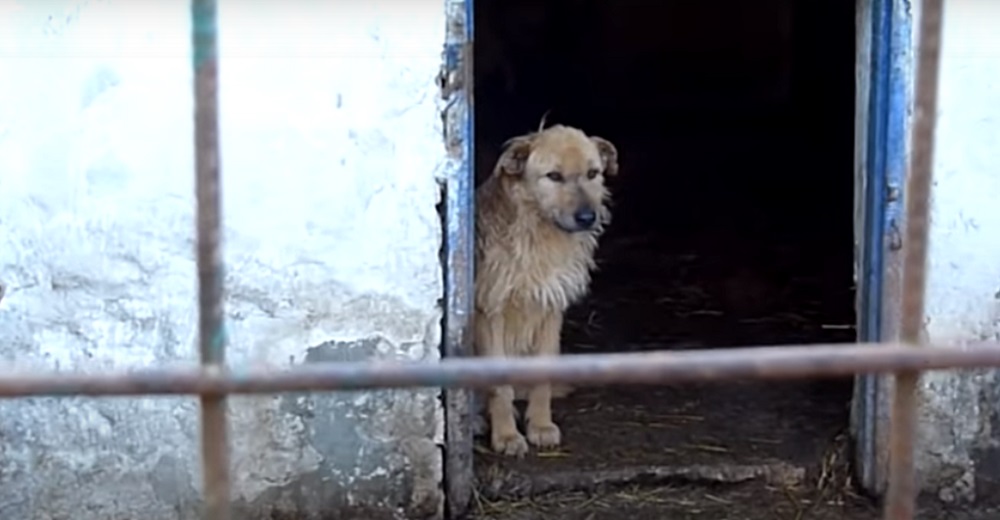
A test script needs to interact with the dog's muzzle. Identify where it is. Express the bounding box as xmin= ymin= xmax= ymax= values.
xmin=554 ymin=206 xmax=598 ymax=233
xmin=573 ymin=208 xmax=597 ymax=229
